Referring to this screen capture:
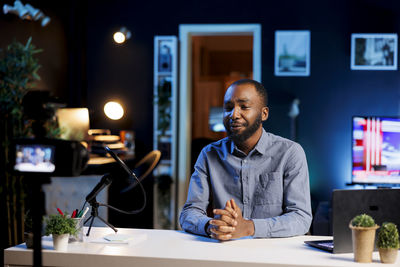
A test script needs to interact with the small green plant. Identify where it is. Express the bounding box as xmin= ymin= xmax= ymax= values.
xmin=44 ymin=214 xmax=77 ymax=236
xmin=351 ymin=214 xmax=376 ymax=227
xmin=377 ymin=222 xmax=400 ymax=249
